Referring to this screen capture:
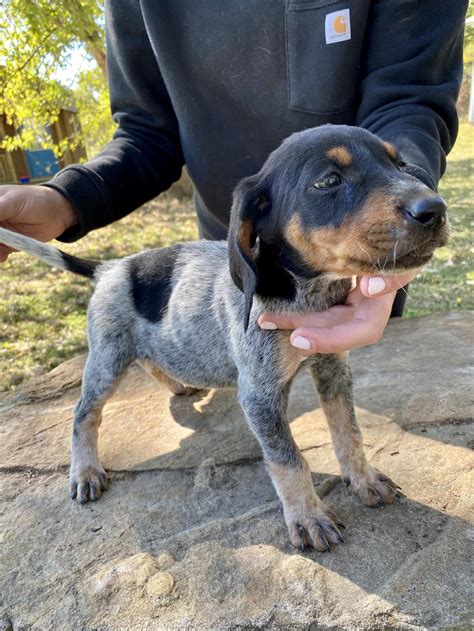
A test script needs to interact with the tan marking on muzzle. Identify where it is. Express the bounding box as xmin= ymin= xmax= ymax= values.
xmin=284 ymin=186 xmax=438 ymax=275
xmin=284 ymin=213 xmax=363 ymax=276
xmin=358 ymin=189 xmax=440 ymax=252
